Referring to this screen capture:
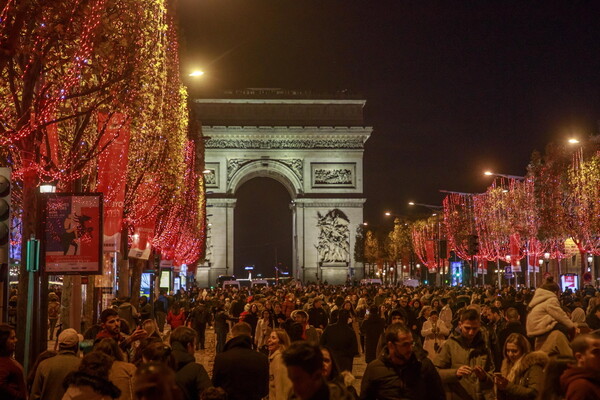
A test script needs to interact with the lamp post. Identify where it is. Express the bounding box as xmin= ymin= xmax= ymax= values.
xmin=483 ymin=171 xmax=526 ymax=180
xmin=544 ymin=252 xmax=551 ymax=274
xmin=588 ymin=254 xmax=594 ymax=284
